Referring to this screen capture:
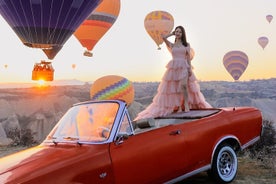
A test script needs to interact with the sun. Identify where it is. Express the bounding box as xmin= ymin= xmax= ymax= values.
xmin=37 ymin=79 xmax=46 ymax=87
